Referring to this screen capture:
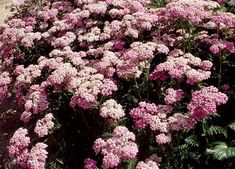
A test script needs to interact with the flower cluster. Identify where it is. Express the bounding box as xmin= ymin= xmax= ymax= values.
xmin=116 ymin=42 xmax=163 ymax=79
xmin=93 ymin=126 xmax=138 ymax=168
xmin=34 ymin=113 xmax=54 ymax=138
xmin=136 ymin=154 xmax=161 ymax=169
xmin=0 ymin=71 xmax=11 ymax=102
xmin=164 ymin=0 xmax=215 ymax=24
xmin=164 ymin=88 xmax=184 ymax=105
xmin=70 ymin=67 xmax=118 ymax=109
xmin=84 ymin=158 xmax=97 ymax=169
xmin=164 ymin=0 xmax=235 ymax=28
xmin=202 ymin=38 xmax=235 ymax=54
xmin=130 ymin=101 xmax=195 ymax=144
xmin=8 ymin=128 xmax=48 ymax=169
xmin=26 ymin=143 xmax=48 ymax=169
xmin=155 ymin=133 xmax=172 ymax=145
xmin=150 ymin=53 xmax=213 ymax=85
xmin=136 ymin=160 xmax=159 ymax=169
xmin=129 ymin=101 xmax=160 ymax=129
xmin=100 ymin=99 xmax=125 ymax=121
xmin=188 ymin=86 xmax=228 ymax=120
xmin=8 ymin=128 xmax=30 ymax=157
xmin=20 ymin=84 xmax=49 ymax=123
